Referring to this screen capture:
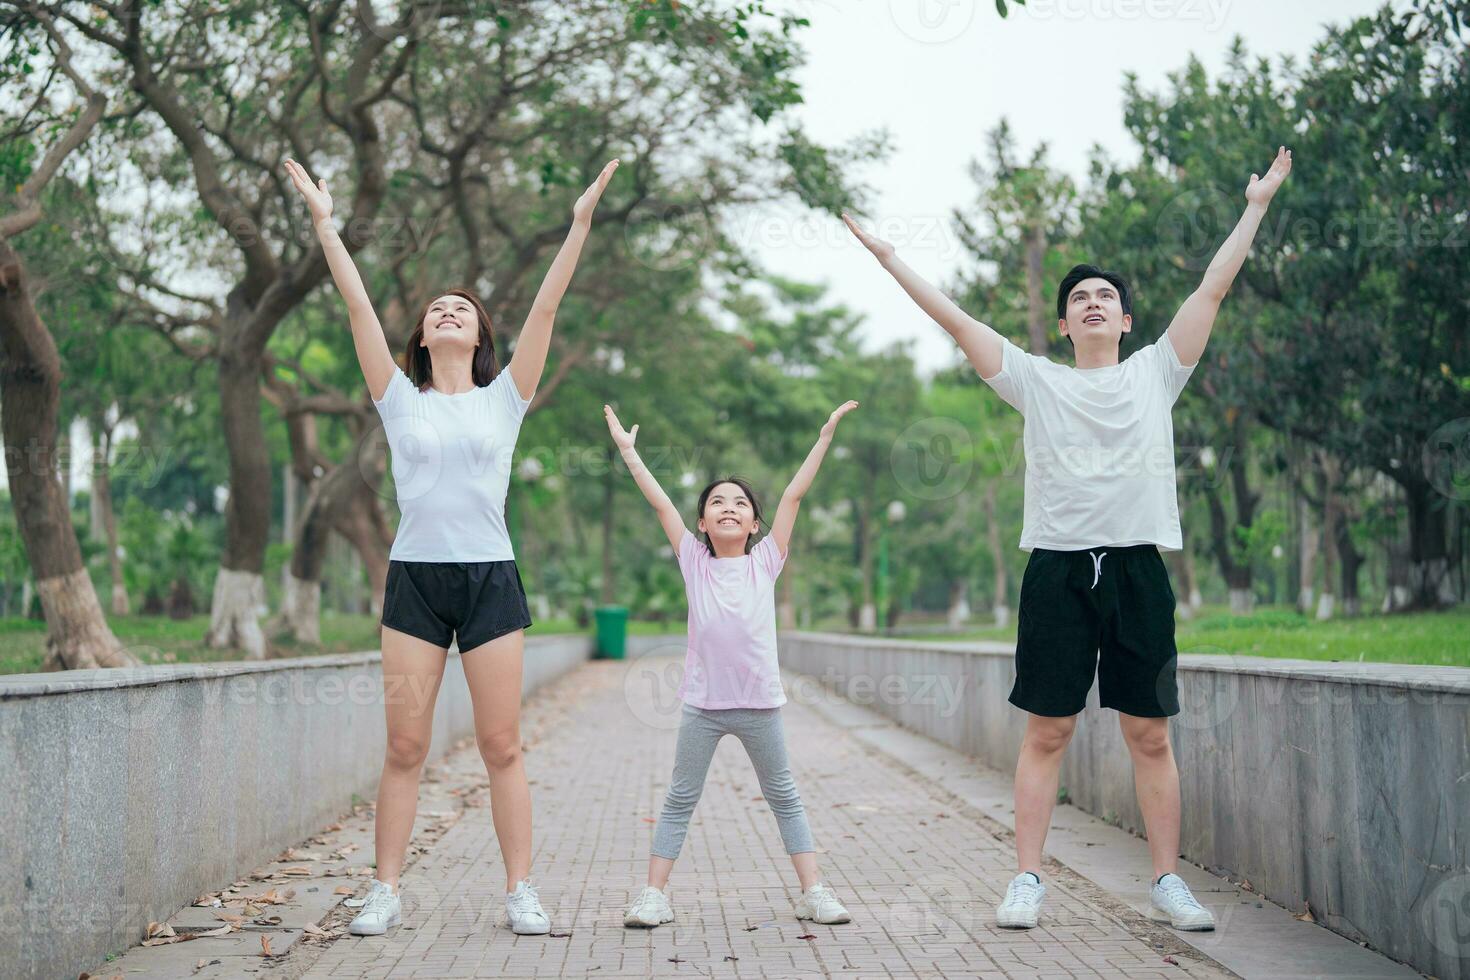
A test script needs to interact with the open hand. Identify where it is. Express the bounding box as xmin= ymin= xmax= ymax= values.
xmin=604 ymin=404 xmax=638 ymax=450
xmin=841 ymin=213 xmax=894 ymax=262
xmin=1245 ymin=146 xmax=1292 ymax=208
xmin=284 ymin=159 xmax=332 ymax=220
xmin=820 ymin=400 xmax=859 ymax=439
xmin=574 ymin=159 xmax=620 ymax=226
